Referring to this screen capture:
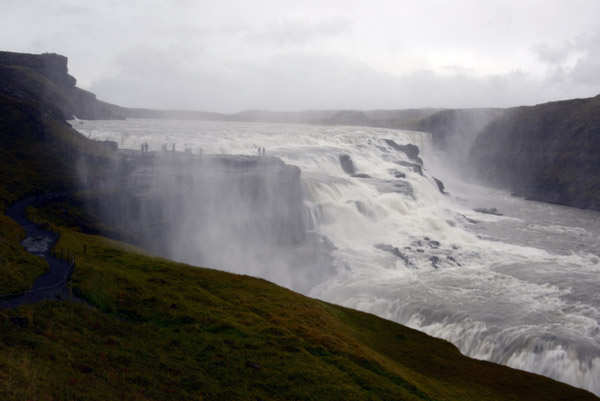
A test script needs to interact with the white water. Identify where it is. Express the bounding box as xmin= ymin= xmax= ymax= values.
xmin=74 ymin=119 xmax=600 ymax=395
